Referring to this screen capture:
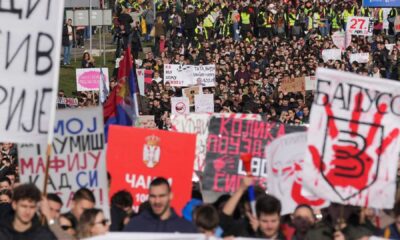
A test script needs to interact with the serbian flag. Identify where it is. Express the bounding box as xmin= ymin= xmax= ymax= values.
xmin=103 ymin=47 xmax=139 ymax=141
